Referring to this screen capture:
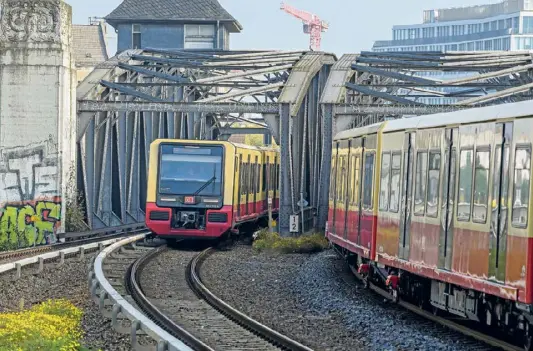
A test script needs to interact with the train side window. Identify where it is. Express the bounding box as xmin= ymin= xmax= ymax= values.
xmin=349 ymin=155 xmax=356 ymax=205
xmin=362 ymin=153 xmax=374 ymax=209
xmin=457 ymin=149 xmax=474 ymax=222
xmin=337 ymin=156 xmax=345 ymax=202
xmin=255 ymin=156 xmax=259 ymax=193
xmin=354 ymin=156 xmax=360 ymax=206
xmin=330 ymin=157 xmax=337 ymax=201
xmin=426 ymin=151 xmax=441 ymax=218
xmin=251 ymin=160 xmax=256 ymax=194
xmin=379 ymin=152 xmax=391 ymax=211
xmin=512 ymin=146 xmax=531 ymax=228
xmin=240 ymin=160 xmax=245 ymax=195
xmin=473 ymin=149 xmax=490 ymax=223
xmin=389 ymin=153 xmax=401 ymax=212
xmin=263 ymin=157 xmax=268 ymax=192
xmin=414 ymin=151 xmax=428 ymax=216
